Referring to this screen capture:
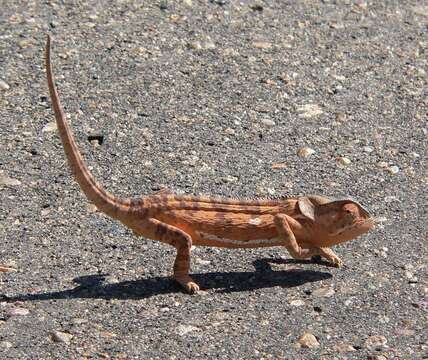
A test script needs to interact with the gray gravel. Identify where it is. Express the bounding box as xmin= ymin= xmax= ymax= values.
xmin=1 ymin=1 xmax=427 ymax=359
